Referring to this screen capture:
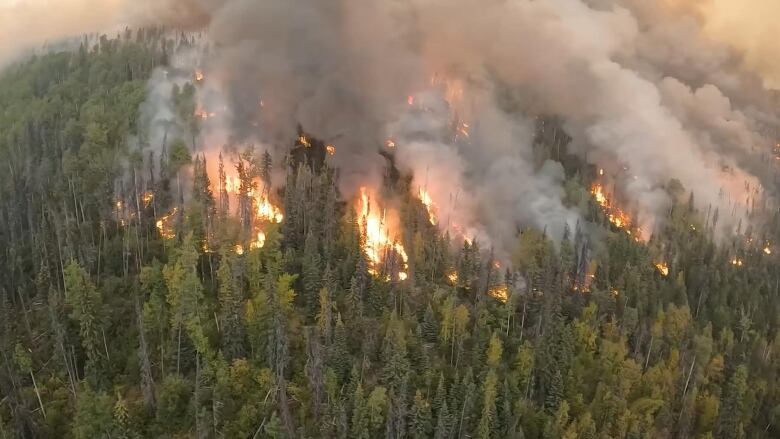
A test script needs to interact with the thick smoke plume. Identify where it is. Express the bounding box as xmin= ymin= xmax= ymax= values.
xmin=4 ymin=0 xmax=779 ymax=256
